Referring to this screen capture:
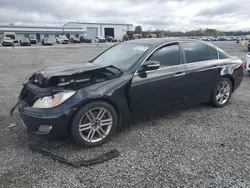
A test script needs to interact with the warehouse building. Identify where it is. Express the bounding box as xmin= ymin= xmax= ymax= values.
xmin=63 ymin=22 xmax=133 ymax=41
xmin=0 ymin=25 xmax=85 ymax=42
xmin=0 ymin=22 xmax=133 ymax=43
